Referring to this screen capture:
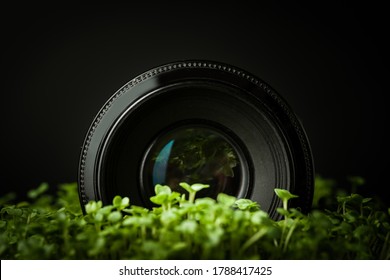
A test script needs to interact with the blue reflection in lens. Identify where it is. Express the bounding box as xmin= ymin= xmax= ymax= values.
xmin=152 ymin=140 xmax=175 ymax=186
